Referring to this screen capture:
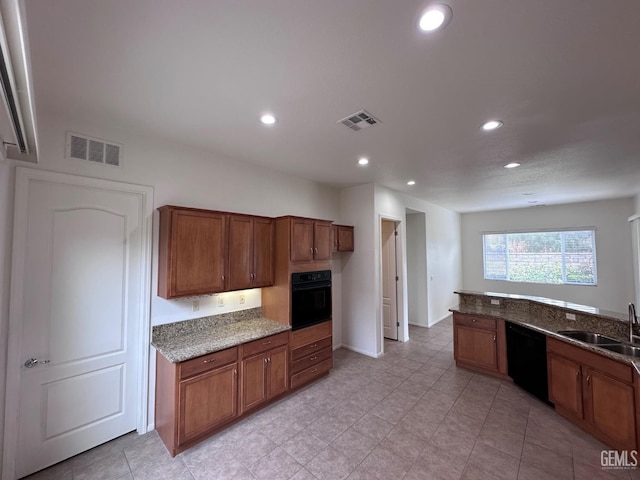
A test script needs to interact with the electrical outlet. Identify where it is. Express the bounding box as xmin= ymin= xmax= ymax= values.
xmin=239 ymin=294 xmax=245 ymax=305
xmin=490 ymin=299 xmax=500 ymax=306
xmin=566 ymin=313 xmax=576 ymax=321
xmin=218 ymin=296 xmax=225 ymax=307
xmin=192 ymin=300 xmax=199 ymax=312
